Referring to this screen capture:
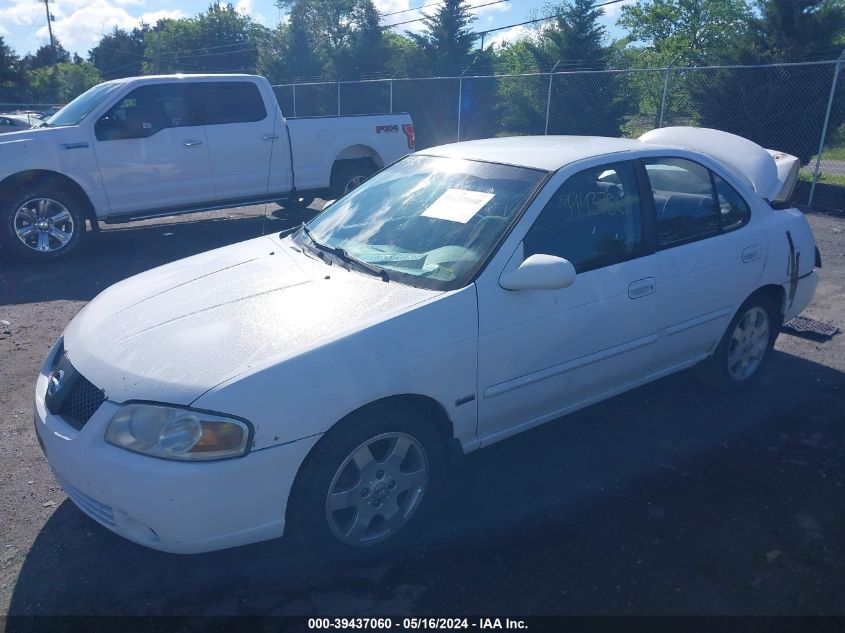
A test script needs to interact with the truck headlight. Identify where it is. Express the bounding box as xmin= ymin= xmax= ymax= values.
xmin=105 ymin=404 xmax=252 ymax=461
